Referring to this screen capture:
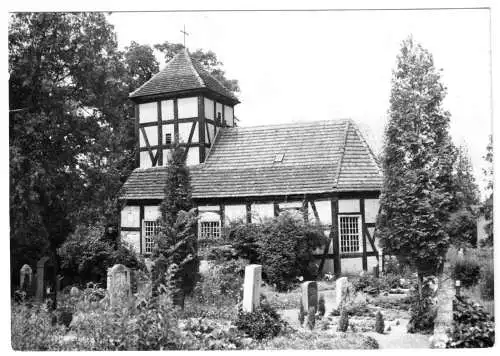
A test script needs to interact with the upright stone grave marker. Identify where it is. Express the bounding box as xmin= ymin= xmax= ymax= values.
xmin=20 ymin=264 xmax=33 ymax=292
xmin=242 ymin=264 xmax=262 ymax=312
xmin=335 ymin=277 xmax=348 ymax=309
xmin=35 ymin=256 xmax=51 ymax=300
xmin=107 ymin=264 xmax=131 ymax=308
xmin=301 ymin=281 xmax=318 ymax=313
